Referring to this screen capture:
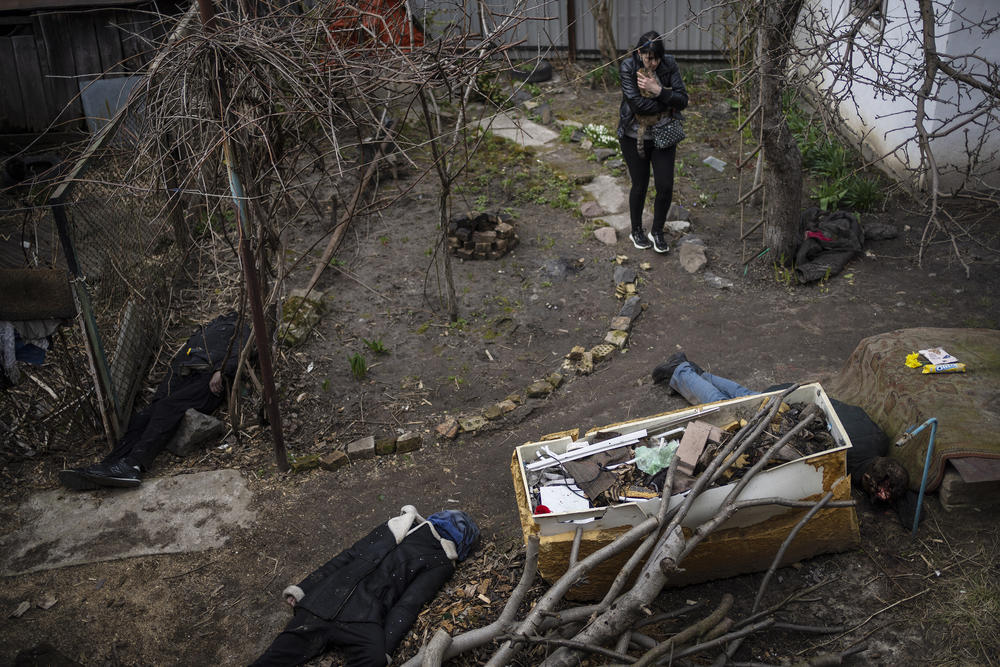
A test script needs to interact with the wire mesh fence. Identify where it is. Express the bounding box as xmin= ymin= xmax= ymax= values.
xmin=1 ymin=142 xmax=183 ymax=464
